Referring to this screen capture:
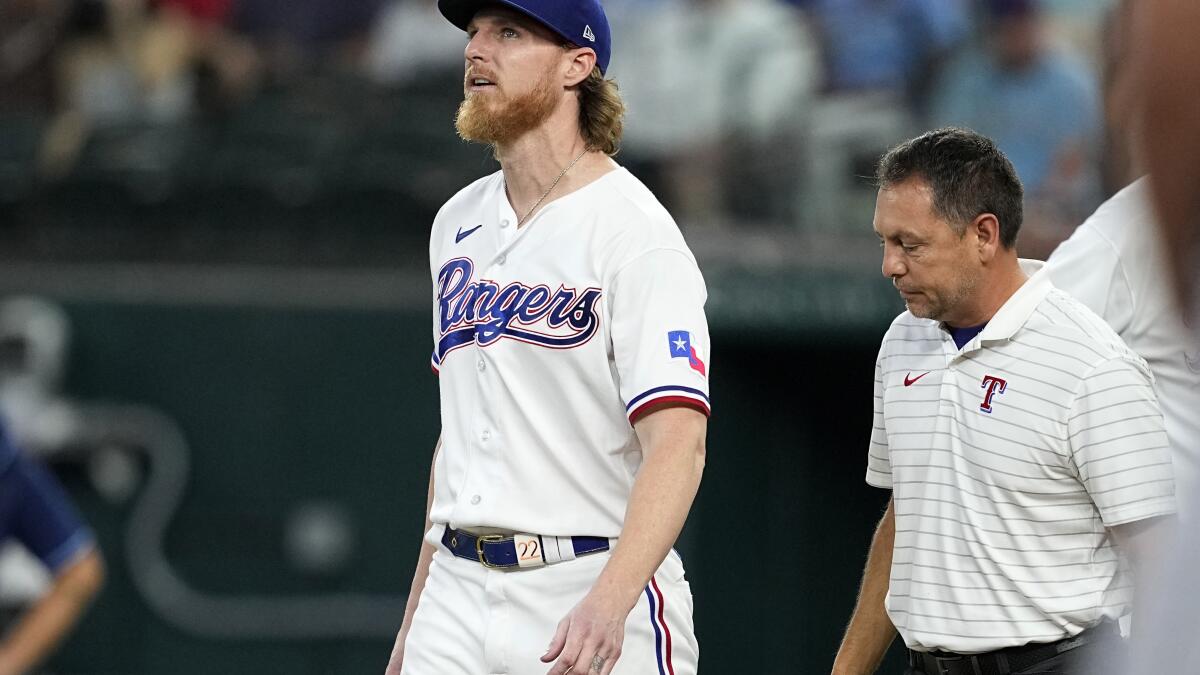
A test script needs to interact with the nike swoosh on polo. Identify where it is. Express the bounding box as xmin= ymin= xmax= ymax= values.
xmin=904 ymin=371 xmax=930 ymax=386
xmin=455 ymin=224 xmax=484 ymax=243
